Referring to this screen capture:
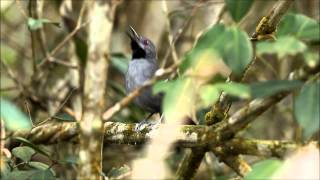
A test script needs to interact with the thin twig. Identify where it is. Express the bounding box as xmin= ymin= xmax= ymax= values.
xmin=36 ymin=88 xmax=77 ymax=126
xmin=160 ymin=2 xmax=200 ymax=68
xmin=37 ymin=3 xmax=87 ymax=69
xmin=162 ymin=0 xmax=179 ymax=64
xmin=24 ymin=100 xmax=34 ymax=127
